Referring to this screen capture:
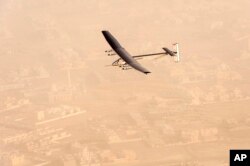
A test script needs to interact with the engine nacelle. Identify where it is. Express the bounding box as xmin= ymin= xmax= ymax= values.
xmin=108 ymin=53 xmax=116 ymax=56
xmin=122 ymin=67 xmax=132 ymax=70
xmin=105 ymin=49 xmax=113 ymax=53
